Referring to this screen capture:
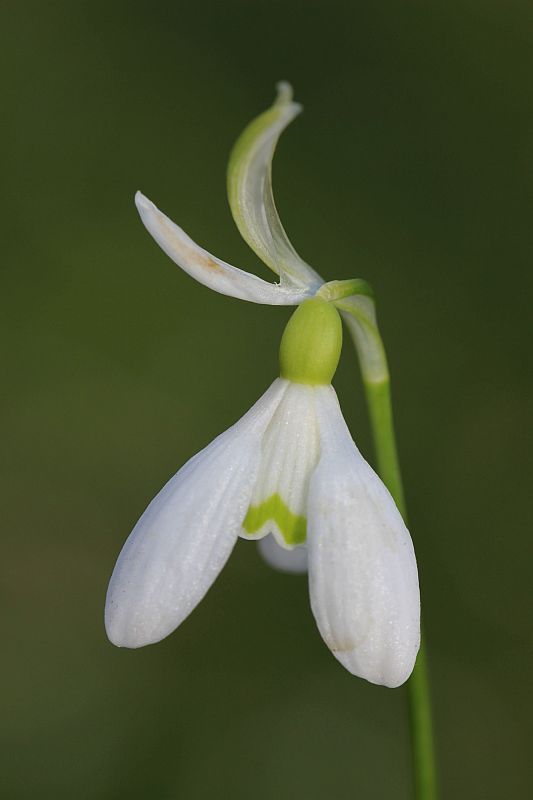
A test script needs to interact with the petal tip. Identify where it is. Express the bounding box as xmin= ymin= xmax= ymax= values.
xmin=104 ymin=599 xmax=167 ymax=650
xmin=105 ymin=614 xmax=135 ymax=649
xmin=275 ymin=80 xmax=293 ymax=103
xmin=135 ymin=190 xmax=152 ymax=213
xmin=333 ymin=644 xmax=418 ymax=688
xmin=274 ymin=81 xmax=303 ymax=117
